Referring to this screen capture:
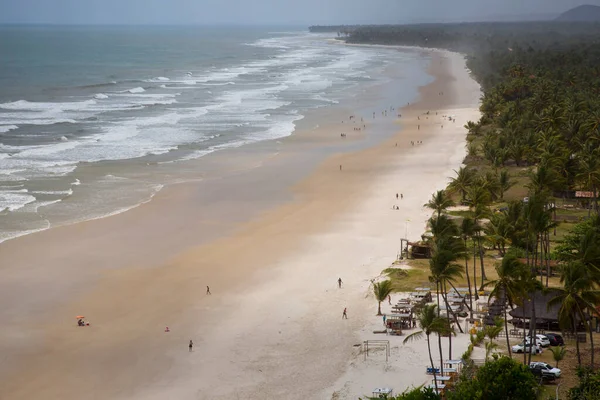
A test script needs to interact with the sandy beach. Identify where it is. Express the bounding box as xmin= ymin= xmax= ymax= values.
xmin=0 ymin=46 xmax=480 ymax=400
